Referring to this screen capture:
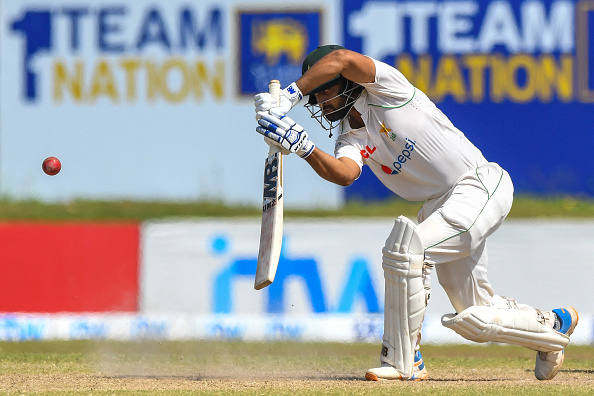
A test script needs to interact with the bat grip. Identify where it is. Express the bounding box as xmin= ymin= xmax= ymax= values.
xmin=269 ymin=79 xmax=281 ymax=107
xmin=268 ymin=79 xmax=282 ymax=155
